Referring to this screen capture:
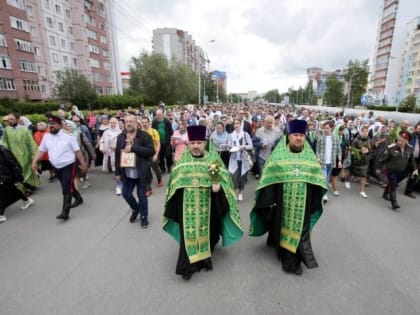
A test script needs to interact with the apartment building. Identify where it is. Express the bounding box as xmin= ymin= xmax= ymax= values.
xmin=152 ymin=27 xmax=207 ymax=73
xmin=0 ymin=0 xmax=42 ymax=100
xmin=307 ymin=67 xmax=345 ymax=97
xmin=368 ymin=0 xmax=417 ymax=105
xmin=0 ymin=0 xmax=120 ymax=101
xmin=396 ymin=17 xmax=420 ymax=106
